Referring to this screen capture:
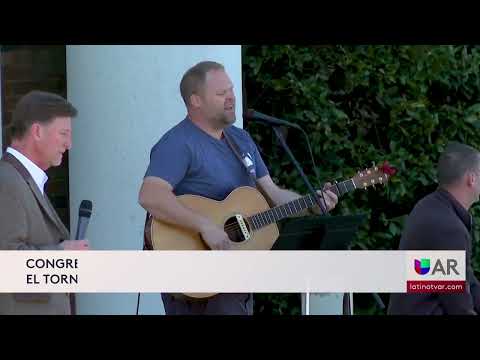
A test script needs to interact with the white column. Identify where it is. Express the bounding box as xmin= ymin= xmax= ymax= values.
xmin=66 ymin=45 xmax=242 ymax=314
